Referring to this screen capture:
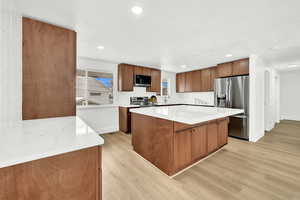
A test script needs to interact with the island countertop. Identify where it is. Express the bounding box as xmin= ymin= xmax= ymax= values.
xmin=0 ymin=116 xmax=104 ymax=168
xmin=130 ymin=105 xmax=244 ymax=125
